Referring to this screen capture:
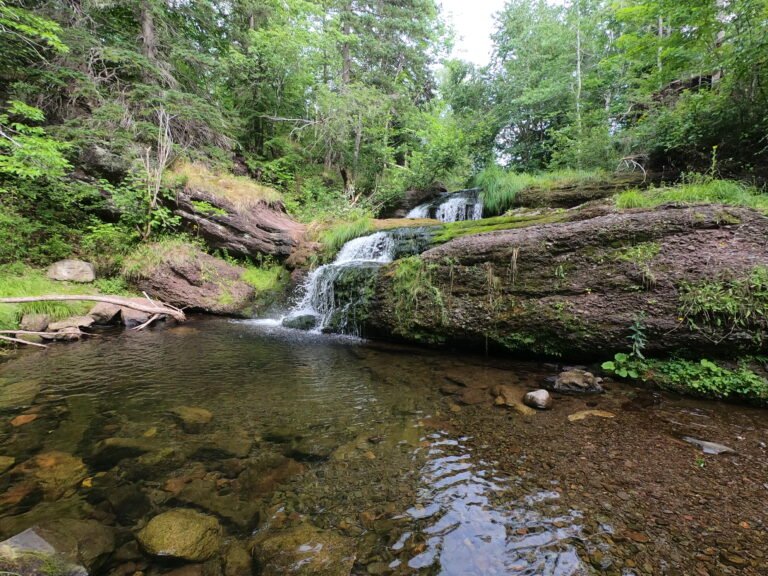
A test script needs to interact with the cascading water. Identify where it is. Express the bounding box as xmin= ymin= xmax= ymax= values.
xmin=283 ymin=232 xmax=396 ymax=334
xmin=282 ymin=227 xmax=433 ymax=335
xmin=407 ymin=189 xmax=484 ymax=222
